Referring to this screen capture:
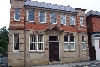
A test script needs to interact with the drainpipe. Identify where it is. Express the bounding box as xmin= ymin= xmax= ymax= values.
xmin=24 ymin=9 xmax=26 ymax=67
xmin=77 ymin=16 xmax=80 ymax=62
xmin=78 ymin=32 xmax=80 ymax=62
